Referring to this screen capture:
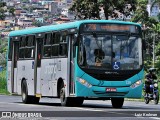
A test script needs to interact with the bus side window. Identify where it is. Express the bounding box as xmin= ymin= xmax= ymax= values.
xmin=24 ymin=36 xmax=35 ymax=59
xmin=8 ymin=38 xmax=13 ymax=60
xmin=59 ymin=43 xmax=67 ymax=56
xmin=59 ymin=33 xmax=68 ymax=56
xmin=54 ymin=32 xmax=60 ymax=44
xmin=51 ymin=32 xmax=60 ymax=57
xmin=43 ymin=33 xmax=52 ymax=57
xmin=19 ymin=37 xmax=26 ymax=59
